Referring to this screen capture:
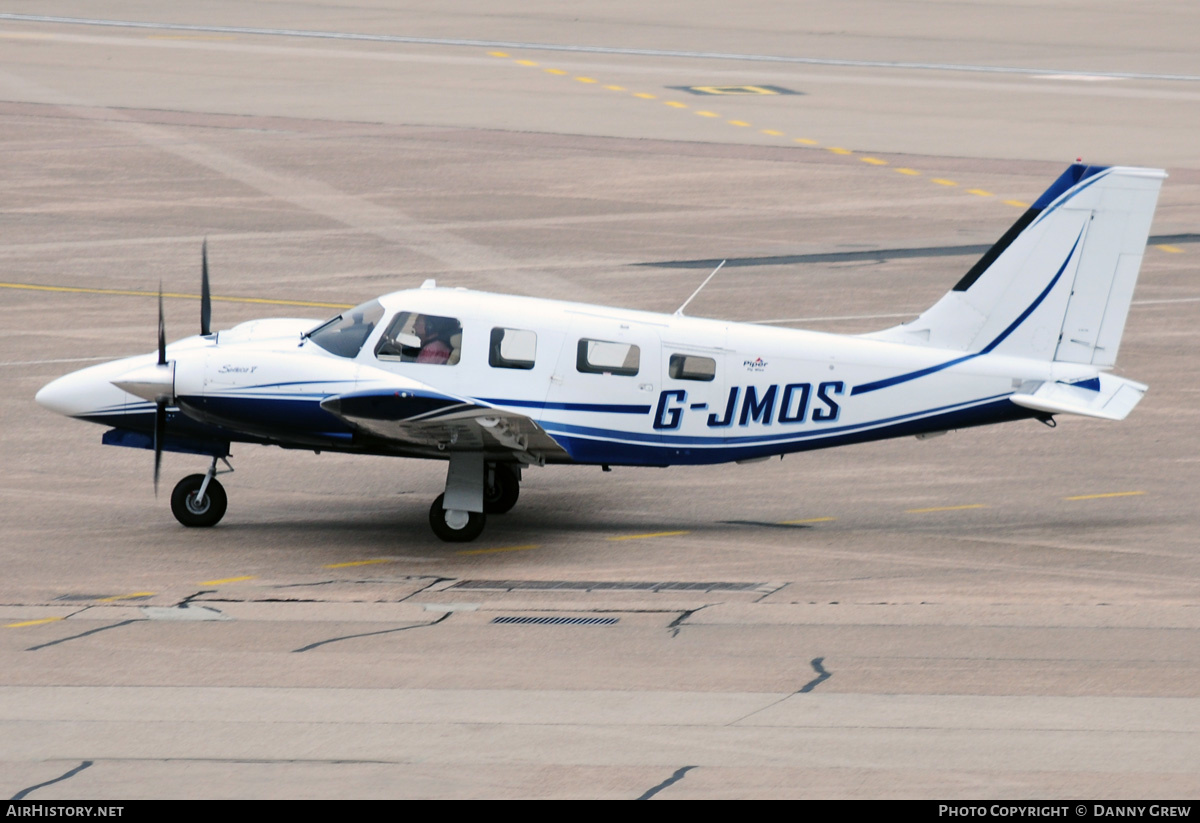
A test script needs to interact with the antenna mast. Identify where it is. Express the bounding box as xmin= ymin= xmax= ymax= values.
xmin=674 ymin=260 xmax=727 ymax=317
